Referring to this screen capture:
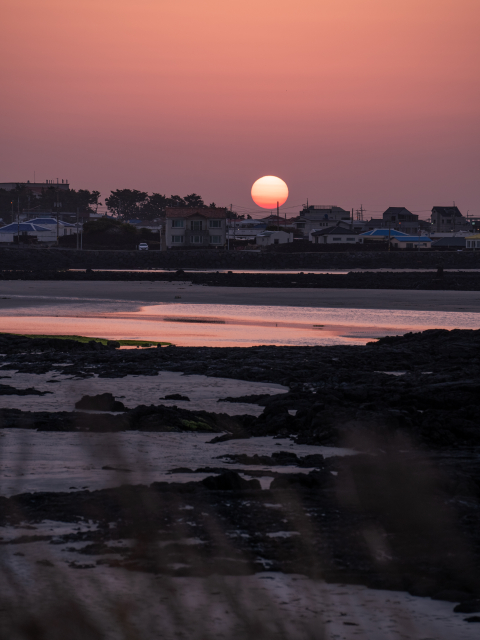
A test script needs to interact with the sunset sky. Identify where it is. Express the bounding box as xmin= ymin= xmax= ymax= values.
xmin=2 ymin=0 xmax=479 ymax=217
